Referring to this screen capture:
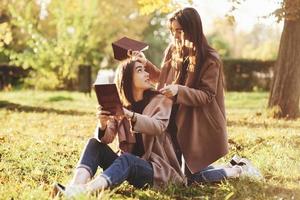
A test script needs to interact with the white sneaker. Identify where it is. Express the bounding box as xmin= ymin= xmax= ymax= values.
xmin=64 ymin=184 xmax=87 ymax=198
xmin=51 ymin=182 xmax=65 ymax=198
xmin=229 ymin=155 xmax=241 ymax=167
xmin=238 ymin=158 xmax=263 ymax=180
